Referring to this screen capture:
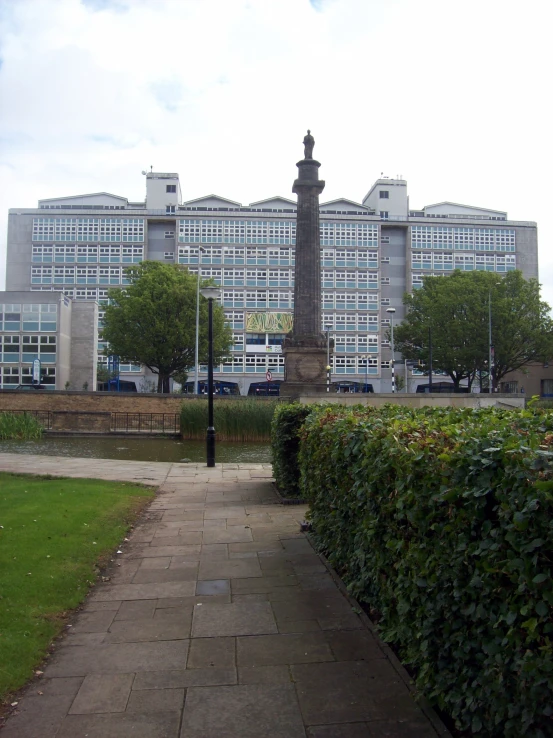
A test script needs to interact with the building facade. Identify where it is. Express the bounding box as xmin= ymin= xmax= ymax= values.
xmin=4 ymin=172 xmax=538 ymax=393
xmin=0 ymin=290 xmax=97 ymax=390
